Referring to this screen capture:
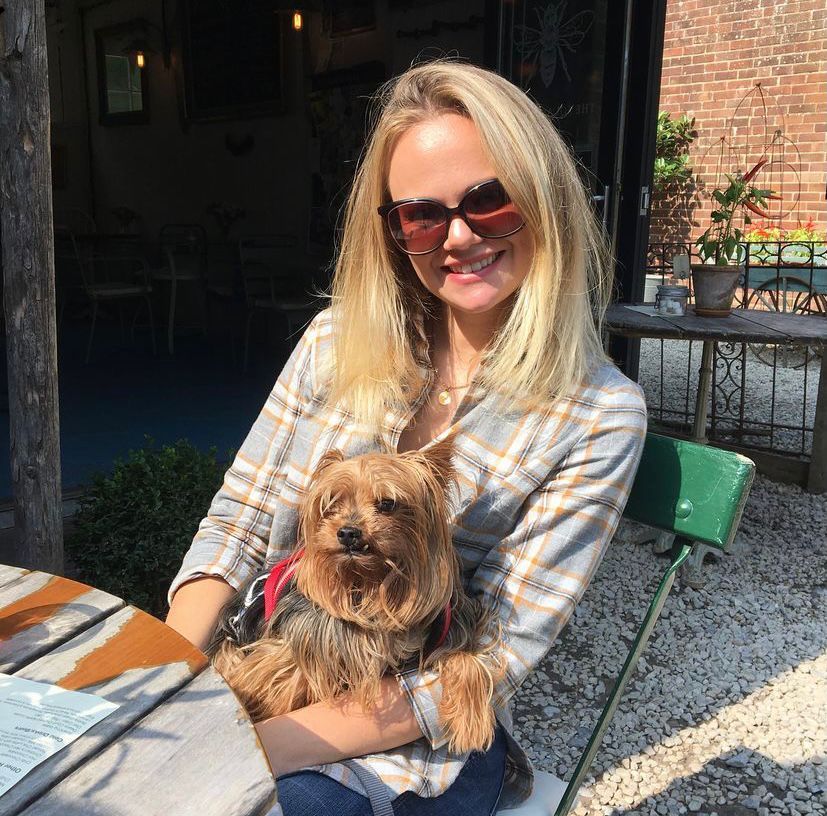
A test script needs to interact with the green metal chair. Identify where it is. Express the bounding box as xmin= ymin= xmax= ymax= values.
xmin=504 ymin=432 xmax=756 ymax=816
